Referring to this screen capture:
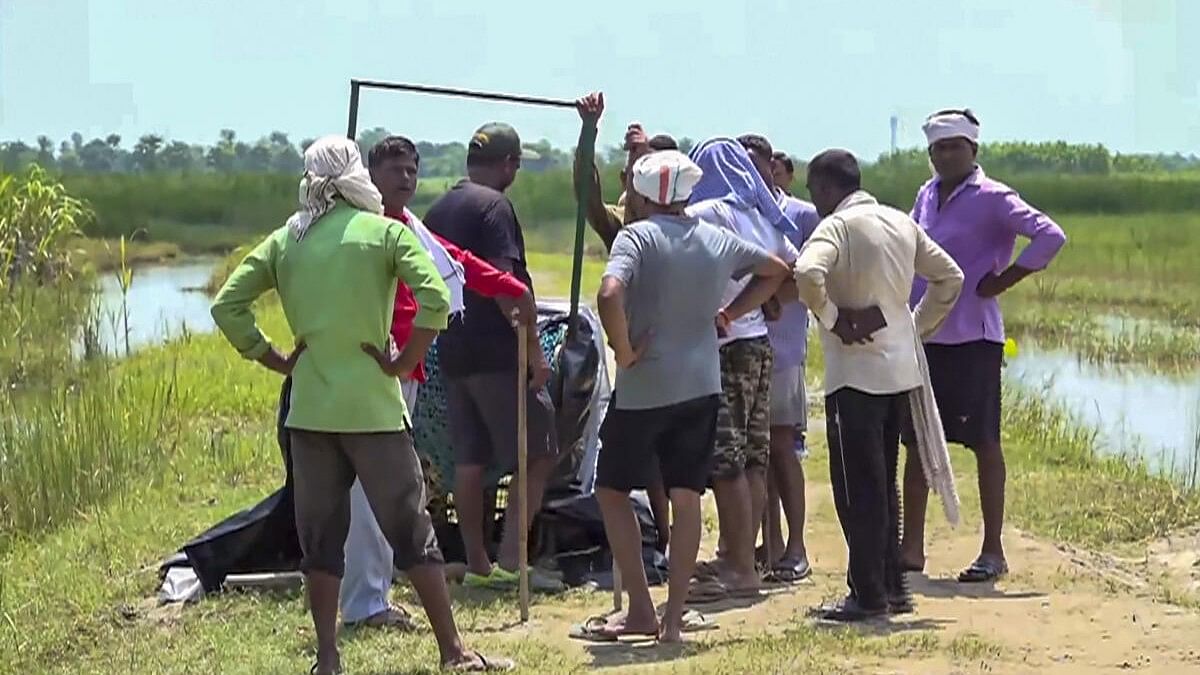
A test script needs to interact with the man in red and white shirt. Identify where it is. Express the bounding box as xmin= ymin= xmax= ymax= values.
xmin=337 ymin=135 xmax=534 ymax=631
